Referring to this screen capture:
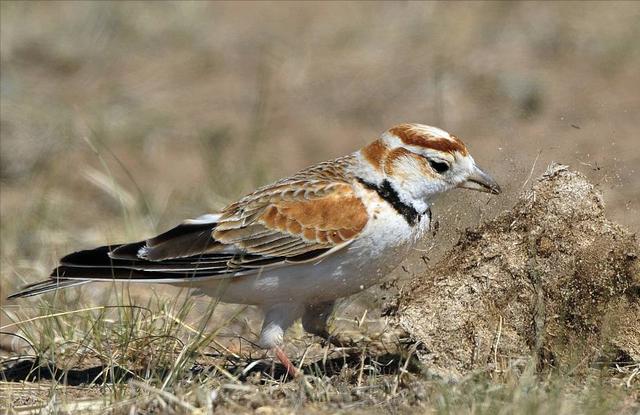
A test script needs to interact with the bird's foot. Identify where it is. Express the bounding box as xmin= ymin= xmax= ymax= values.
xmin=316 ymin=330 xmax=357 ymax=349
